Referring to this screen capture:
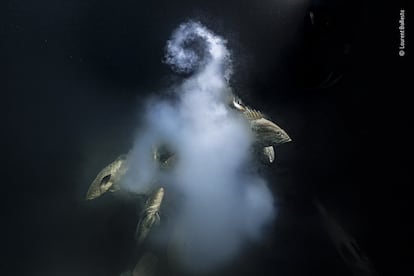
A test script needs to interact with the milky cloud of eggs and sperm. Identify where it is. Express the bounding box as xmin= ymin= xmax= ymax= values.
xmin=121 ymin=21 xmax=276 ymax=272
